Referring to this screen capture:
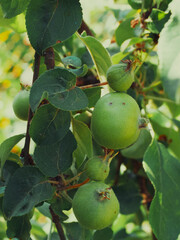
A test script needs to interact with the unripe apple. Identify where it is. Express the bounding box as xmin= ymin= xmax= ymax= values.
xmin=91 ymin=92 xmax=141 ymax=149
xmin=13 ymin=90 xmax=30 ymax=121
xmin=84 ymin=156 xmax=109 ymax=181
xmin=106 ymin=62 xmax=134 ymax=92
xmin=121 ymin=128 xmax=152 ymax=159
xmin=72 ymin=182 xmax=119 ymax=230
